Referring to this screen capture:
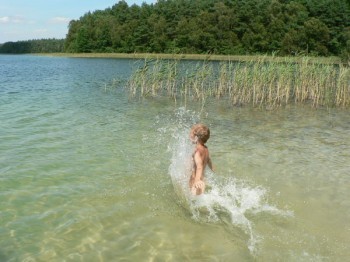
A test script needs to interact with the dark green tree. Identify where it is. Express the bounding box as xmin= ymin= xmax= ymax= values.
xmin=60 ymin=0 xmax=350 ymax=57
